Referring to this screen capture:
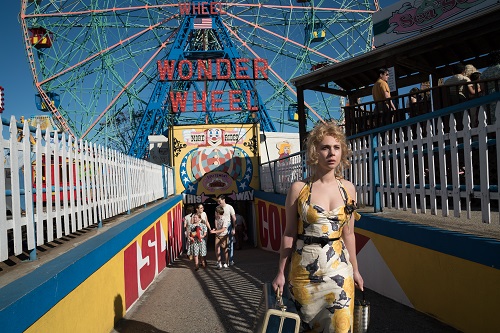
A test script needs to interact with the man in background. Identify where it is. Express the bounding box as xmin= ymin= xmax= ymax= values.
xmin=216 ymin=194 xmax=237 ymax=265
xmin=372 ymin=67 xmax=396 ymax=112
